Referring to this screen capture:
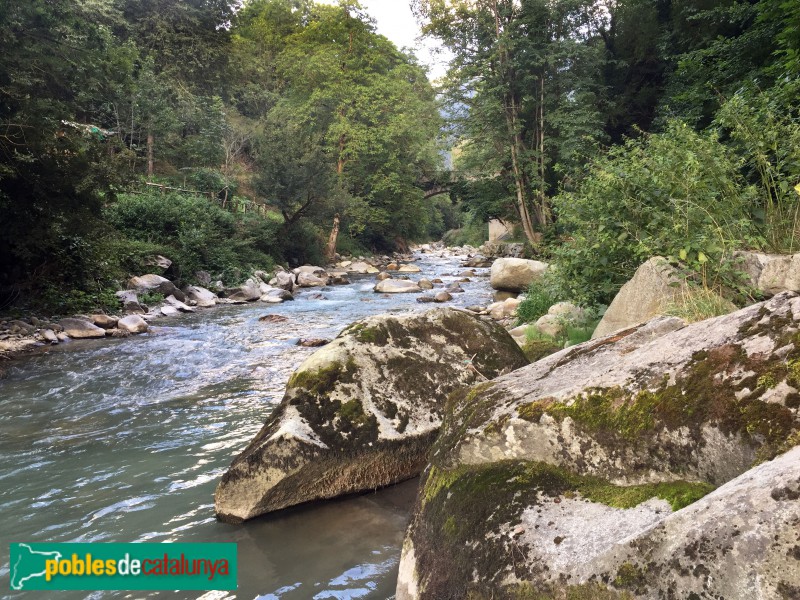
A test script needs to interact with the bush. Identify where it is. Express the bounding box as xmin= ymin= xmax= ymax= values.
xmin=715 ymin=81 xmax=800 ymax=253
xmin=442 ymin=212 xmax=487 ymax=247
xmin=551 ymin=121 xmax=757 ymax=305
xmin=105 ymin=192 xmax=279 ymax=284
xmin=516 ymin=279 xmax=564 ymax=324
